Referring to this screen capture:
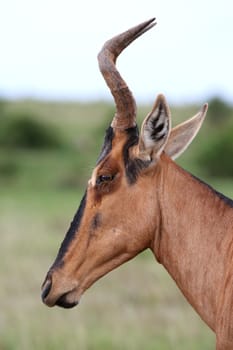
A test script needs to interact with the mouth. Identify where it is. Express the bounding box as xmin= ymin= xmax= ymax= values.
xmin=41 ymin=278 xmax=80 ymax=309
xmin=55 ymin=292 xmax=79 ymax=309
